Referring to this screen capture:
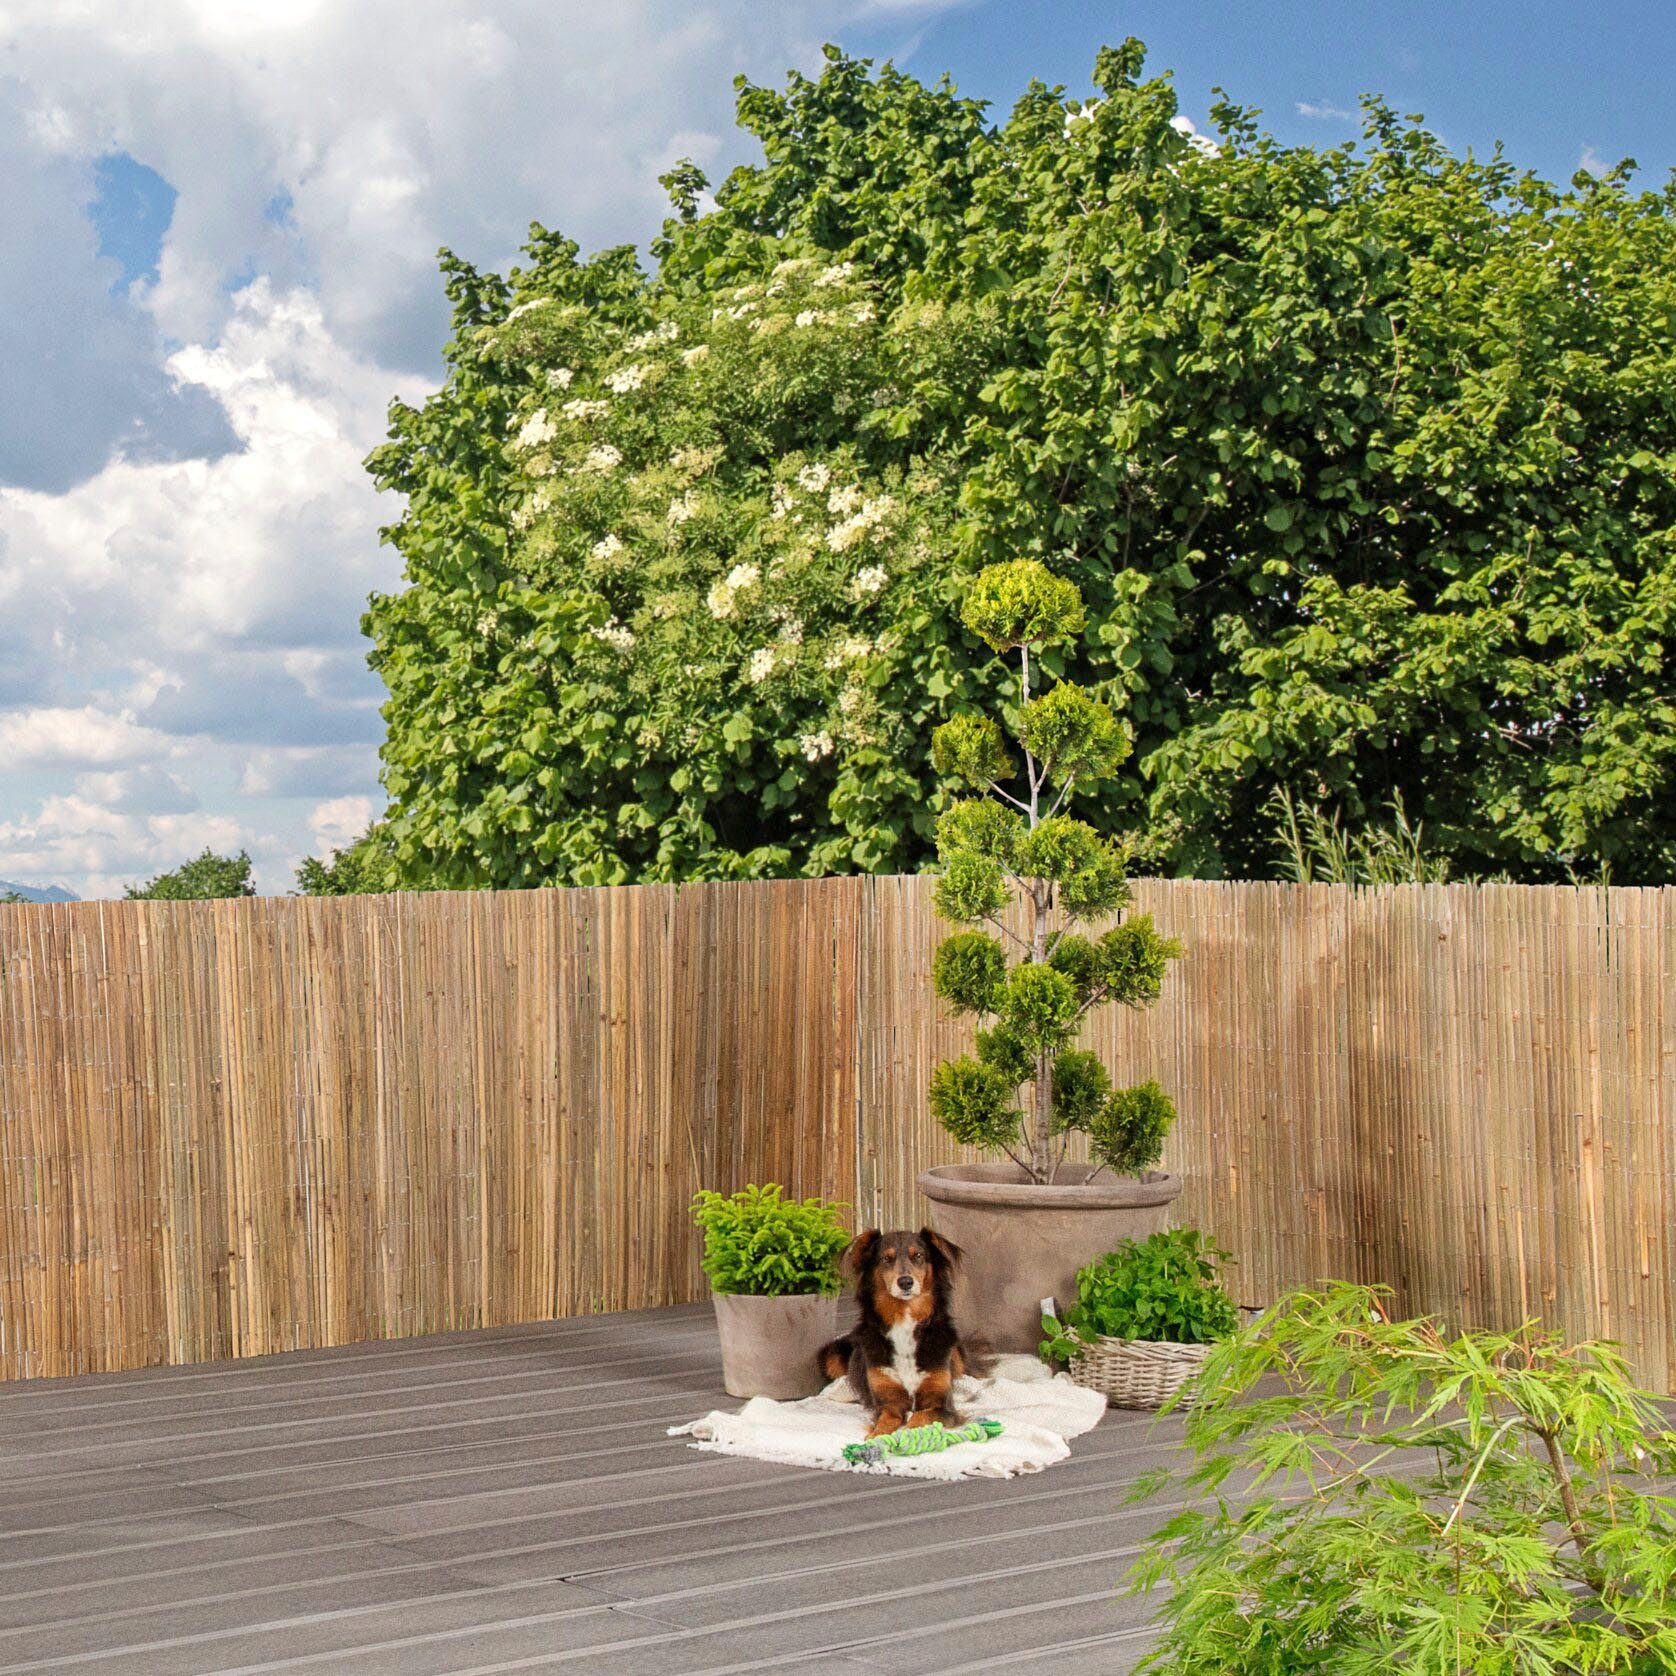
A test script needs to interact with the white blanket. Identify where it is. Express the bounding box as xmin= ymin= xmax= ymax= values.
xmin=669 ymin=1354 xmax=1108 ymax=1480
